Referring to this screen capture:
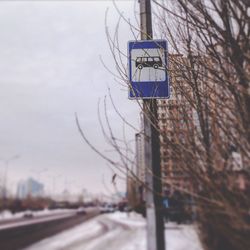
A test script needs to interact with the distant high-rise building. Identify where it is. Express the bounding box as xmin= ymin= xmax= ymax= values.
xmin=16 ymin=178 xmax=44 ymax=199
